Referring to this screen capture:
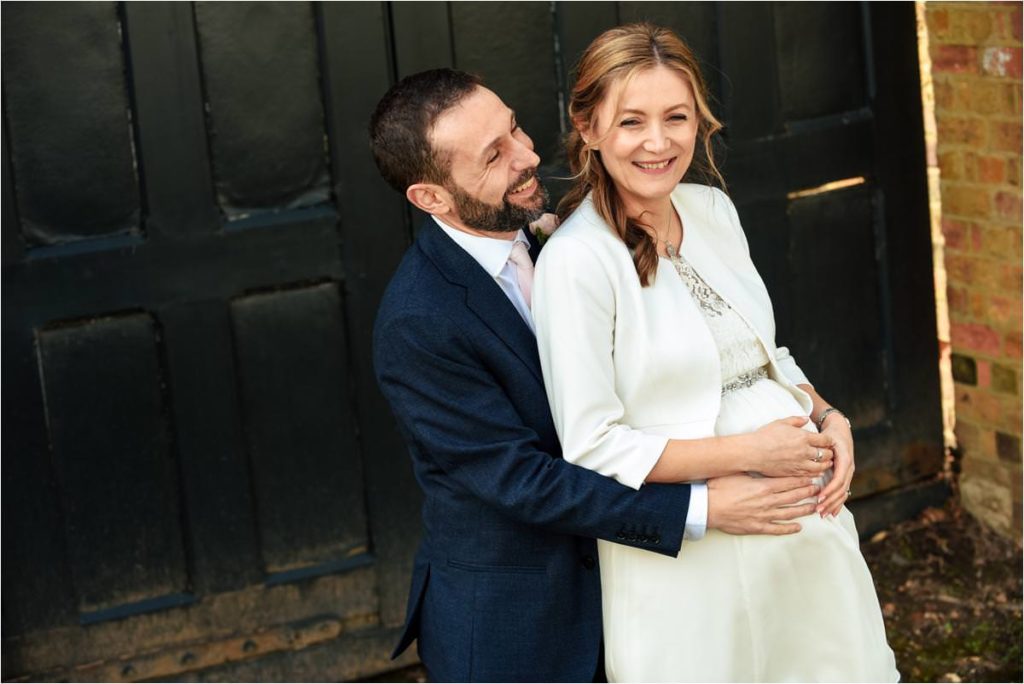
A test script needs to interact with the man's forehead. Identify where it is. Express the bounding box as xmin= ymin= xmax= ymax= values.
xmin=430 ymin=86 xmax=510 ymax=159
